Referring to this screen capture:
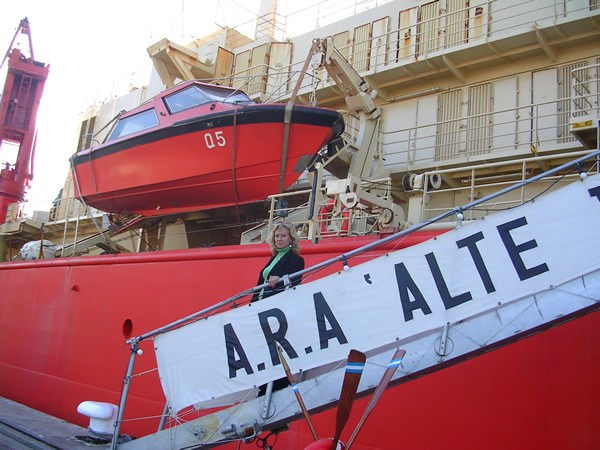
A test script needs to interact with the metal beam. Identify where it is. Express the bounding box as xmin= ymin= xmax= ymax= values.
xmin=534 ymin=25 xmax=557 ymax=63
xmin=442 ymin=55 xmax=466 ymax=84
xmin=486 ymin=41 xmax=511 ymax=63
